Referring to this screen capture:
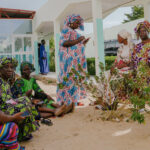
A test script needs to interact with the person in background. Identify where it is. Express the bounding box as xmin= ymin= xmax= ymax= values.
xmin=39 ymin=40 xmax=49 ymax=75
xmin=38 ymin=43 xmax=41 ymax=66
